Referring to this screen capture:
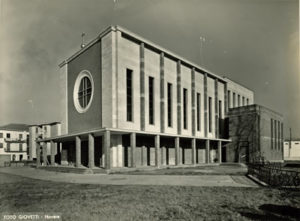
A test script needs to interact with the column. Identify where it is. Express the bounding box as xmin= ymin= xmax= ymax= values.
xmin=36 ymin=142 xmax=41 ymax=167
xmin=155 ymin=135 xmax=160 ymax=167
xmin=140 ymin=43 xmax=145 ymax=131
xmin=50 ymin=140 xmax=56 ymax=166
xmin=206 ymin=140 xmax=210 ymax=163
xmin=215 ymin=79 xmax=219 ymax=138
xmin=204 ymin=73 xmax=208 ymax=137
xmin=177 ymin=60 xmax=182 ymax=135
xmin=218 ymin=141 xmax=222 ymax=163
xmin=191 ymin=138 xmax=196 ymax=165
xmin=175 ymin=137 xmax=180 ymax=165
xmin=88 ymin=133 xmax=95 ymax=168
xmin=191 ymin=68 xmax=196 ymax=136
xmin=75 ymin=136 xmax=81 ymax=168
xmin=224 ymin=83 xmax=228 ymax=115
xmin=160 ymin=52 xmax=165 ymax=133
xmin=42 ymin=142 xmax=47 ymax=166
xmin=104 ymin=130 xmax=111 ymax=169
xmin=130 ymin=133 xmax=136 ymax=168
